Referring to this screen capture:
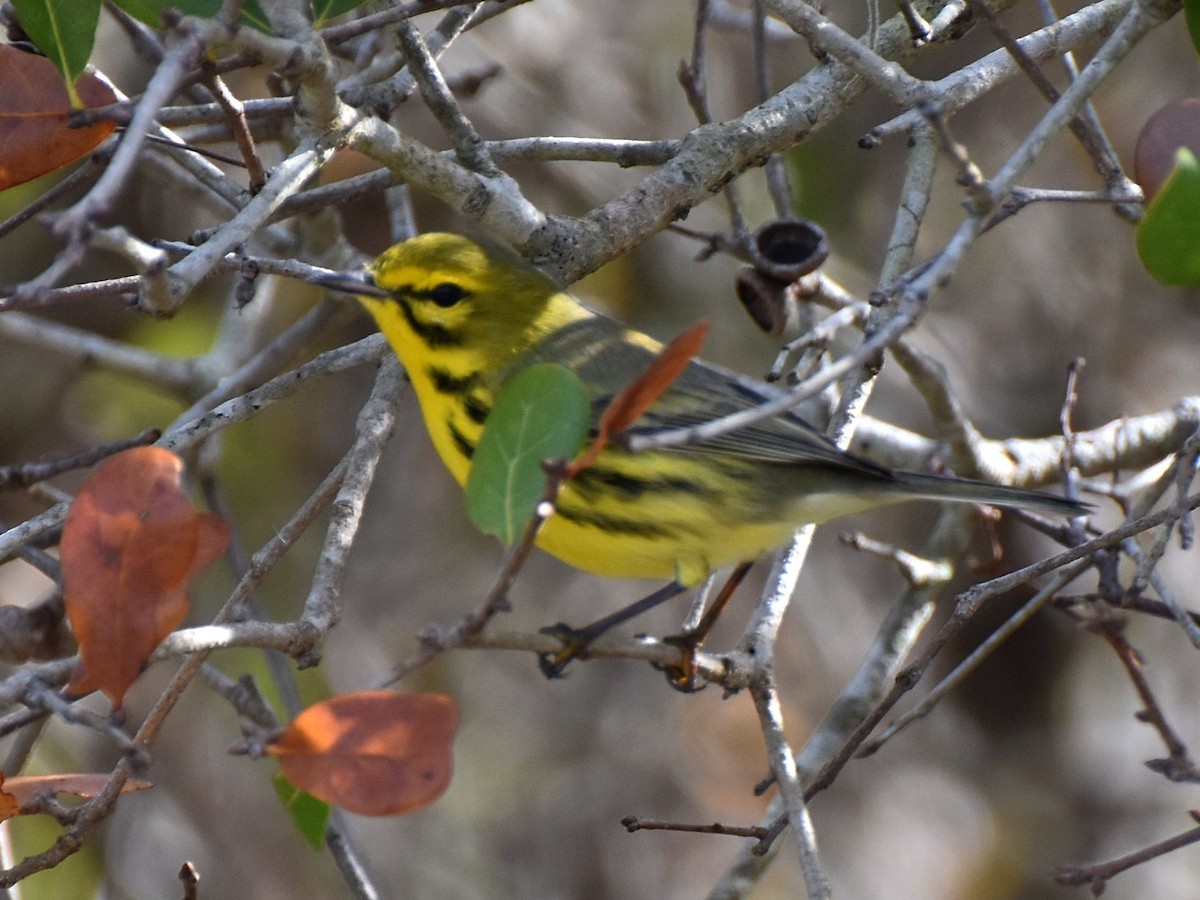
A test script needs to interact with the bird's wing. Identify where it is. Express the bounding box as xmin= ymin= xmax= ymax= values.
xmin=628 ymin=359 xmax=892 ymax=475
xmin=519 ymin=316 xmax=892 ymax=476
